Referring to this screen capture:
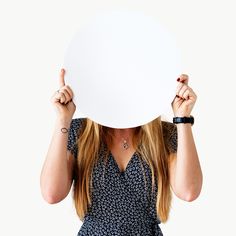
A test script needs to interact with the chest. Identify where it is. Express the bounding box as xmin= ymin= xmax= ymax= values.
xmin=90 ymin=147 xmax=158 ymax=216
xmin=103 ymin=132 xmax=136 ymax=171
xmin=109 ymin=144 xmax=137 ymax=173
